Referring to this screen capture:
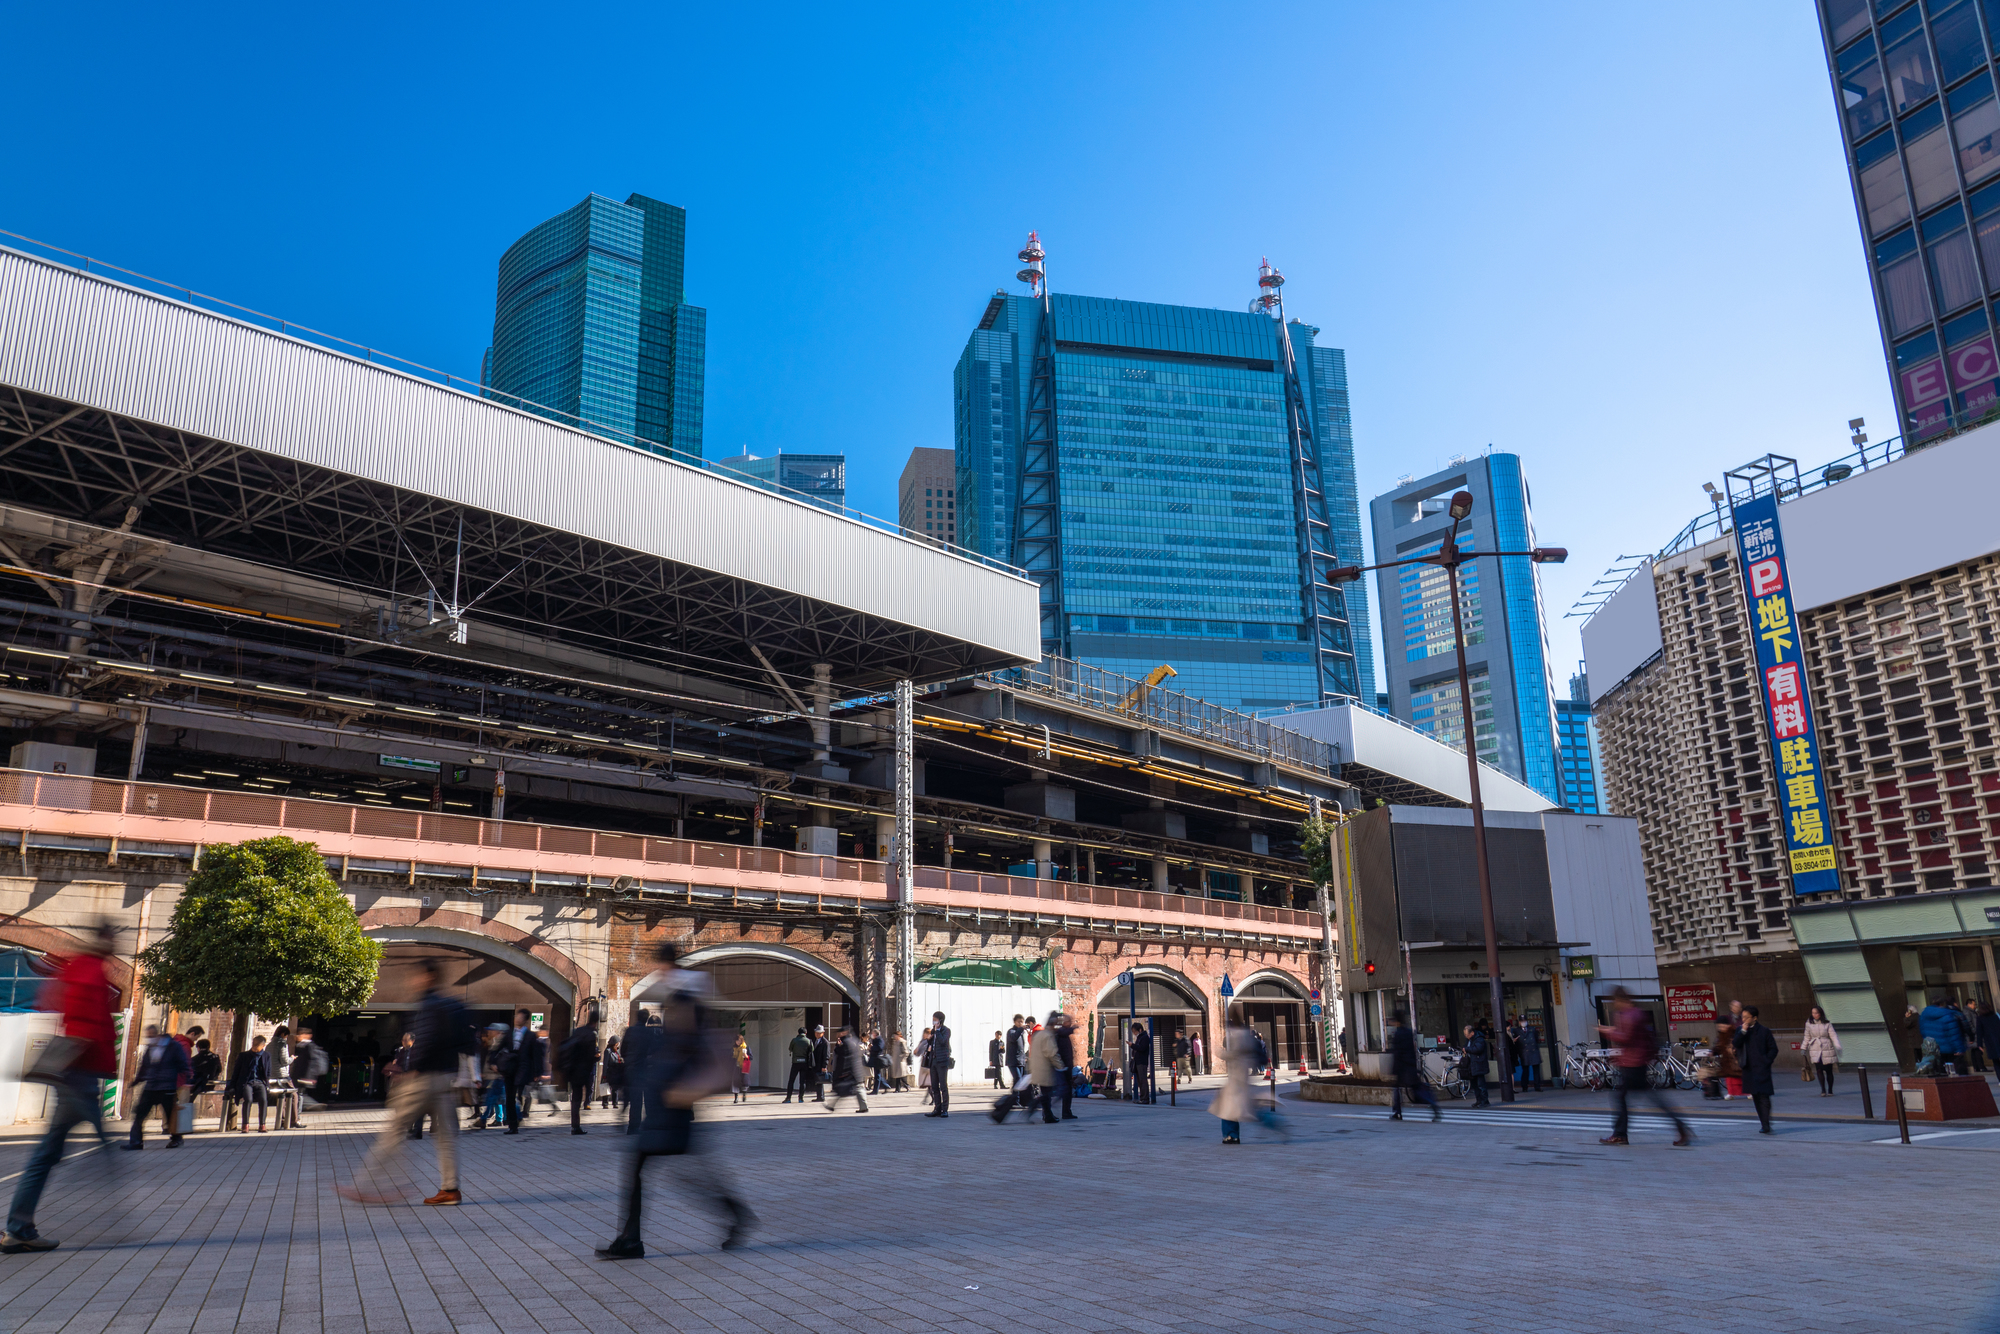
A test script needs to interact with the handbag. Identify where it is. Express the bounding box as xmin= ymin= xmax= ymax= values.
xmin=22 ymin=1034 xmax=86 ymax=1086
xmin=1800 ymin=1065 xmax=1815 ymax=1082
xmin=983 ymin=1066 xmax=1000 ymax=1080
